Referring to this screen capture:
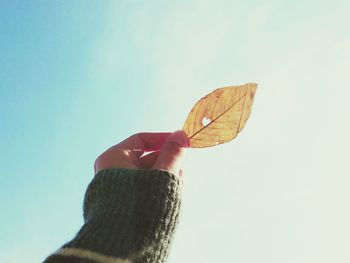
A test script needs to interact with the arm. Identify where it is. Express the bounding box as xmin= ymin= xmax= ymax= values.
xmin=44 ymin=168 xmax=182 ymax=263
xmin=43 ymin=131 xmax=188 ymax=263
